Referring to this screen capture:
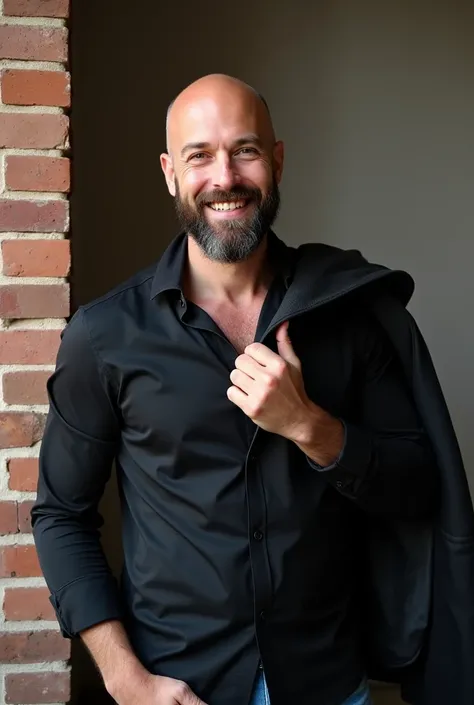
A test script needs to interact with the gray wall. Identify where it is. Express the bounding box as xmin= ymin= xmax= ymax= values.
xmin=70 ymin=1 xmax=474 ymax=701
